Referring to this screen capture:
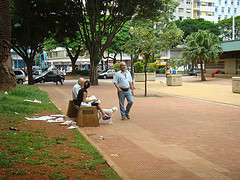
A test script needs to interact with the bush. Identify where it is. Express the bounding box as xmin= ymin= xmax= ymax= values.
xmin=147 ymin=63 xmax=157 ymax=73
xmin=156 ymin=69 xmax=165 ymax=74
xmin=113 ymin=63 xmax=120 ymax=72
xmin=133 ymin=61 xmax=144 ymax=73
